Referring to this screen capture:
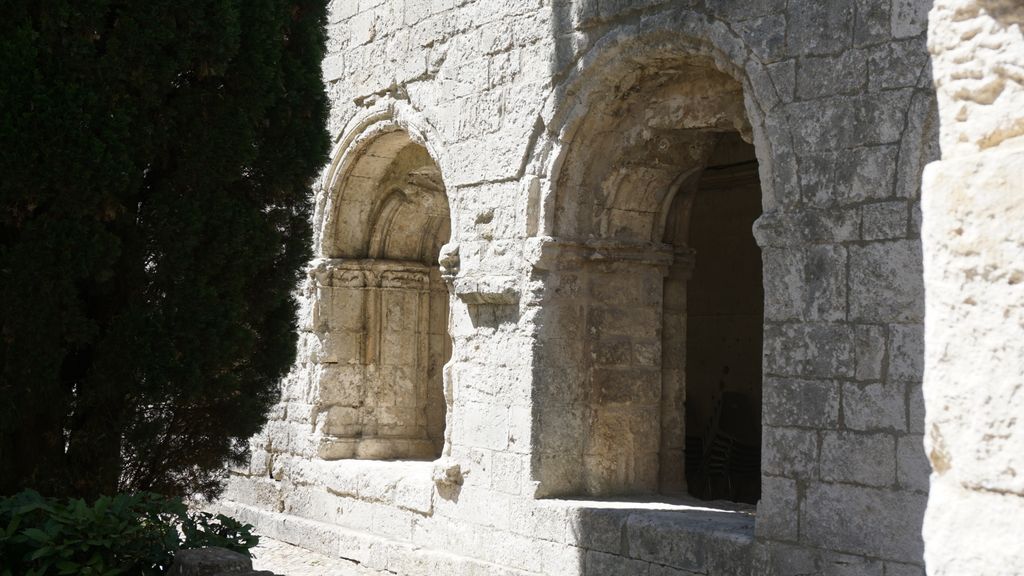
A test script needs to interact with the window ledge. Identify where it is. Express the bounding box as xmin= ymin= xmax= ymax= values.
xmin=539 ymin=496 xmax=756 ymax=571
